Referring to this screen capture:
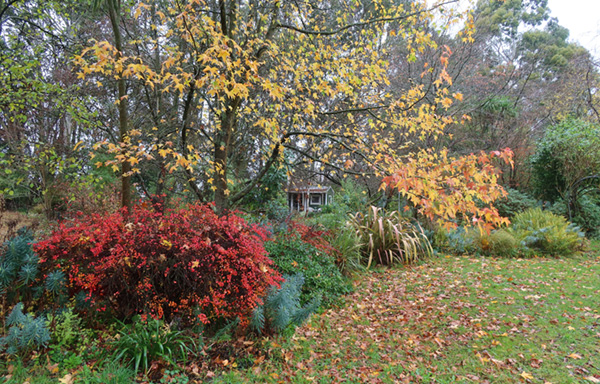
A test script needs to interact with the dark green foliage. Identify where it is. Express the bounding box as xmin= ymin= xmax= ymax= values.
xmin=76 ymin=362 xmax=135 ymax=384
xmin=0 ymin=303 xmax=50 ymax=355
xmin=550 ymin=195 xmax=600 ymax=238
xmin=44 ymin=270 xmax=66 ymax=296
xmin=308 ymin=183 xmax=364 ymax=275
xmin=494 ymin=188 xmax=539 ymax=218
xmin=0 ymin=228 xmax=67 ymax=314
xmin=530 ymin=143 xmax=567 ymax=202
xmin=530 ymin=118 xmax=600 ymax=202
xmin=570 ymin=195 xmax=600 ymax=239
xmin=263 ymin=197 xmax=290 ymax=223
xmin=111 ymin=317 xmax=197 ymax=374
xmin=251 ymin=274 xmax=321 ymax=335
xmin=237 ymin=165 xmax=287 ymax=210
xmin=0 ymin=229 xmax=40 ymax=307
xmin=211 ymin=317 xmax=240 ymax=342
xmin=266 ymin=233 xmax=352 ymax=305
xmin=321 ymin=180 xmax=368 ymax=216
